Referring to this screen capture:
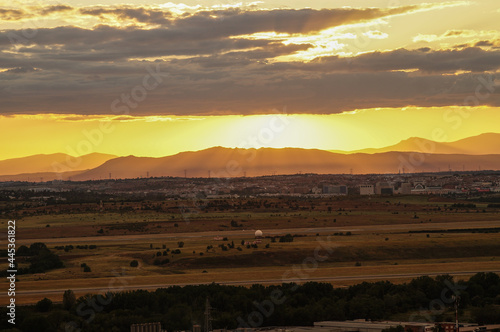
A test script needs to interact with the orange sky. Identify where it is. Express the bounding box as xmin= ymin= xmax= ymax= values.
xmin=1 ymin=106 xmax=499 ymax=159
xmin=1 ymin=1 xmax=499 ymax=159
